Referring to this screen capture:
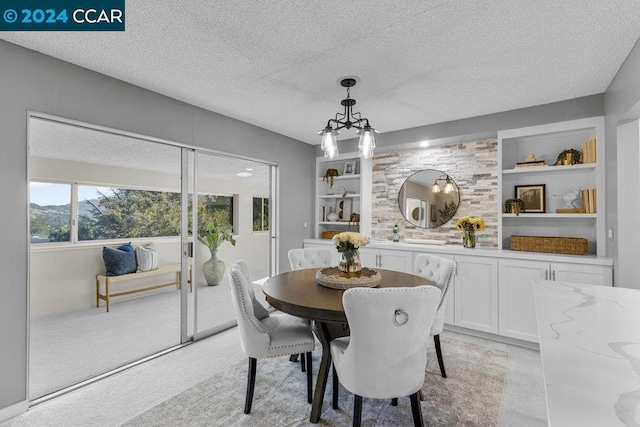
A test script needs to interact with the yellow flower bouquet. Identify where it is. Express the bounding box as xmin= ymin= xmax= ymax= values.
xmin=455 ymin=216 xmax=485 ymax=248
